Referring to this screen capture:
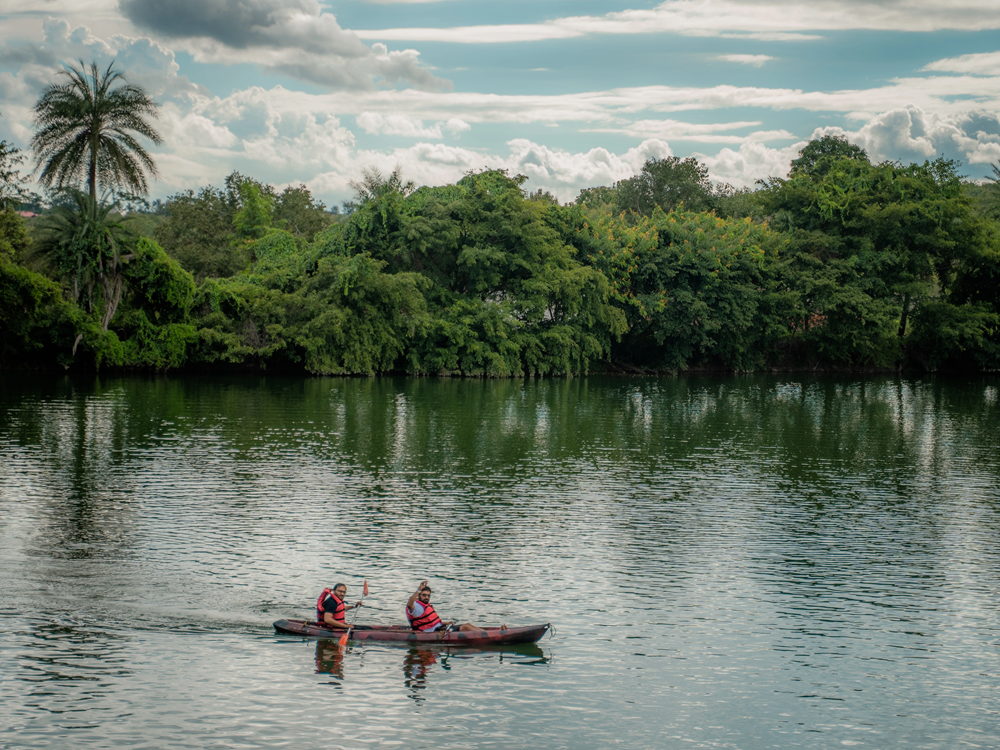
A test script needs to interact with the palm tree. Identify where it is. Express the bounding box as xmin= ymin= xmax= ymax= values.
xmin=33 ymin=189 xmax=135 ymax=332
xmin=32 ymin=60 xmax=162 ymax=204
